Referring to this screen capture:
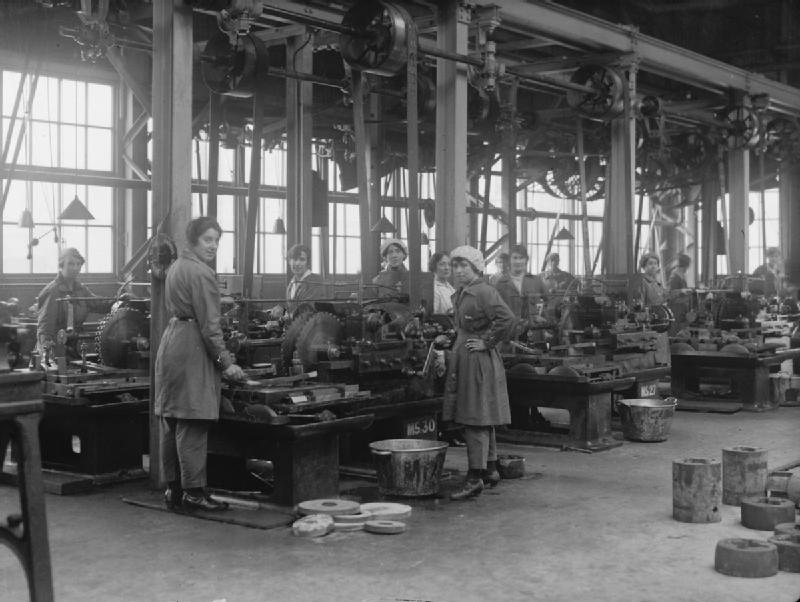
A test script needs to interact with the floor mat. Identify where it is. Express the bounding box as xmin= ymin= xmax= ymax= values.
xmin=121 ymin=489 xmax=295 ymax=530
